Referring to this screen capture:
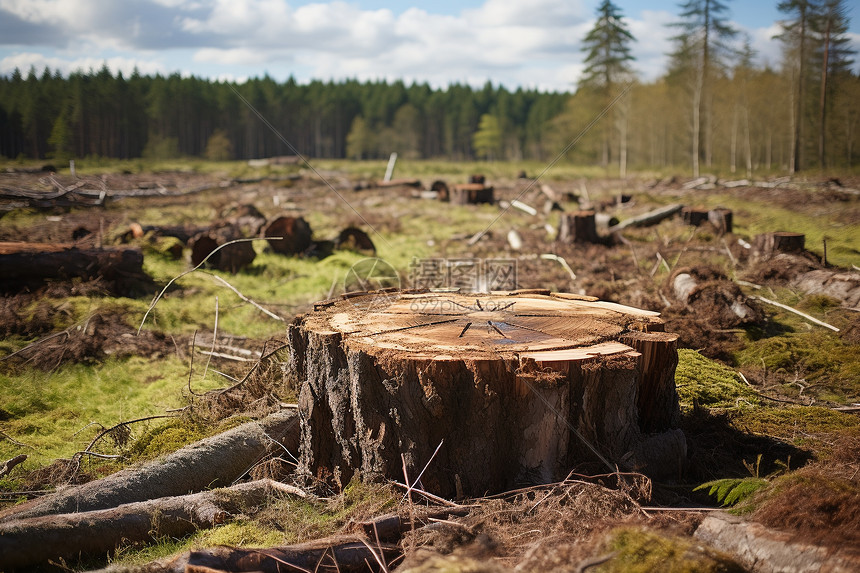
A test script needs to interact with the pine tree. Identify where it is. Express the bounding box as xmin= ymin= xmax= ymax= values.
xmin=777 ymin=0 xmax=816 ymax=172
xmin=668 ymin=0 xmax=737 ymax=176
xmin=814 ymin=0 xmax=856 ymax=168
xmin=472 ymin=114 xmax=503 ymax=161
xmin=579 ymin=0 xmax=636 ymax=175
